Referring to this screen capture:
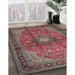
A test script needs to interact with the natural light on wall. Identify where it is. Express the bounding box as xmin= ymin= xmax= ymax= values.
xmin=9 ymin=0 xmax=47 ymax=23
